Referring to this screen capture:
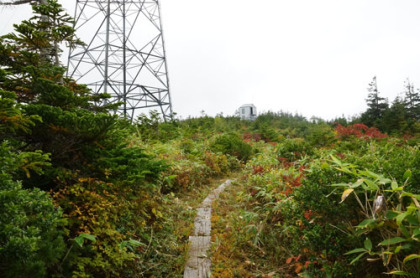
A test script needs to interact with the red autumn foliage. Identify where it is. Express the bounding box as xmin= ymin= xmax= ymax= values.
xmin=278 ymin=157 xmax=293 ymax=169
xmin=243 ymin=132 xmax=262 ymax=142
xmin=281 ymin=165 xmax=306 ymax=196
xmin=304 ymin=209 xmax=313 ymax=220
xmin=252 ymin=165 xmax=265 ymax=175
xmin=335 ymin=123 xmax=387 ymax=140
xmin=286 ymin=254 xmax=305 ymax=274
xmin=336 ymin=152 xmax=346 ymax=160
